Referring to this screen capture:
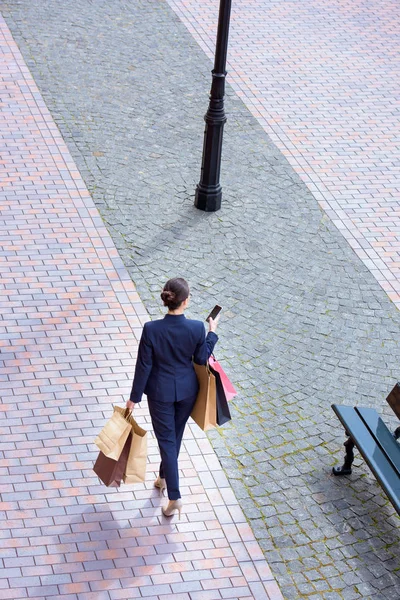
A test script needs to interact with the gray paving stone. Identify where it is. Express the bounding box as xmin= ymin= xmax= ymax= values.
xmin=2 ymin=1 xmax=400 ymax=599
xmin=322 ymin=593 xmax=344 ymax=600
xmin=297 ymin=583 xmax=317 ymax=595
xmin=341 ymin=590 xmax=363 ymax=600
